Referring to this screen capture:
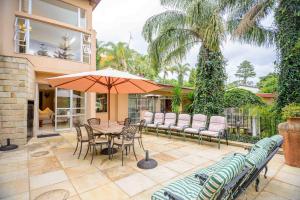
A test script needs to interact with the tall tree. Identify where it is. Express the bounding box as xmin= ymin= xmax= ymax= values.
xmin=143 ymin=0 xmax=226 ymax=116
xmin=170 ymin=63 xmax=190 ymax=85
xmin=188 ymin=67 xmax=196 ymax=86
xmin=222 ymin=0 xmax=300 ymax=110
xmin=235 ymin=60 xmax=256 ymax=85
